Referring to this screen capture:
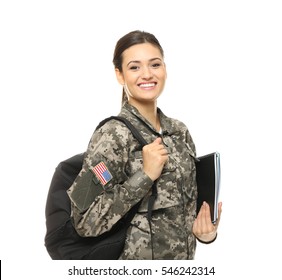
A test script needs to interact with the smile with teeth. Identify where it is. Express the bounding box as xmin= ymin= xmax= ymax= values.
xmin=138 ymin=82 xmax=156 ymax=89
